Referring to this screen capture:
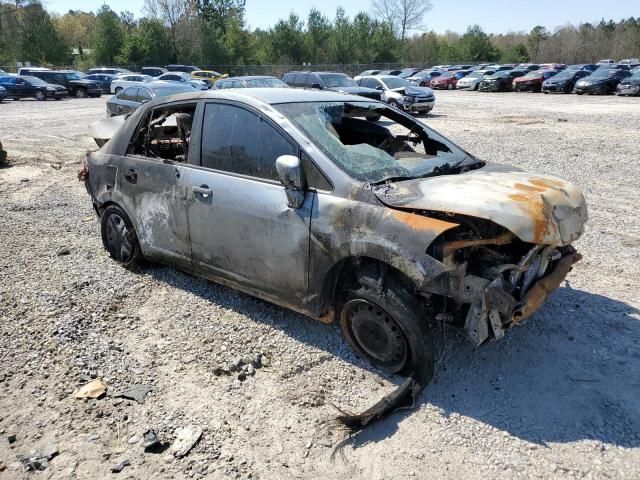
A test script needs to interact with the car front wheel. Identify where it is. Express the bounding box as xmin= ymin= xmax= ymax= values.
xmin=339 ymin=270 xmax=436 ymax=378
xmin=35 ymin=90 xmax=46 ymax=101
xmin=76 ymin=88 xmax=88 ymax=98
xmin=100 ymin=205 xmax=142 ymax=267
xmin=114 ymin=87 xmax=122 ymax=94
